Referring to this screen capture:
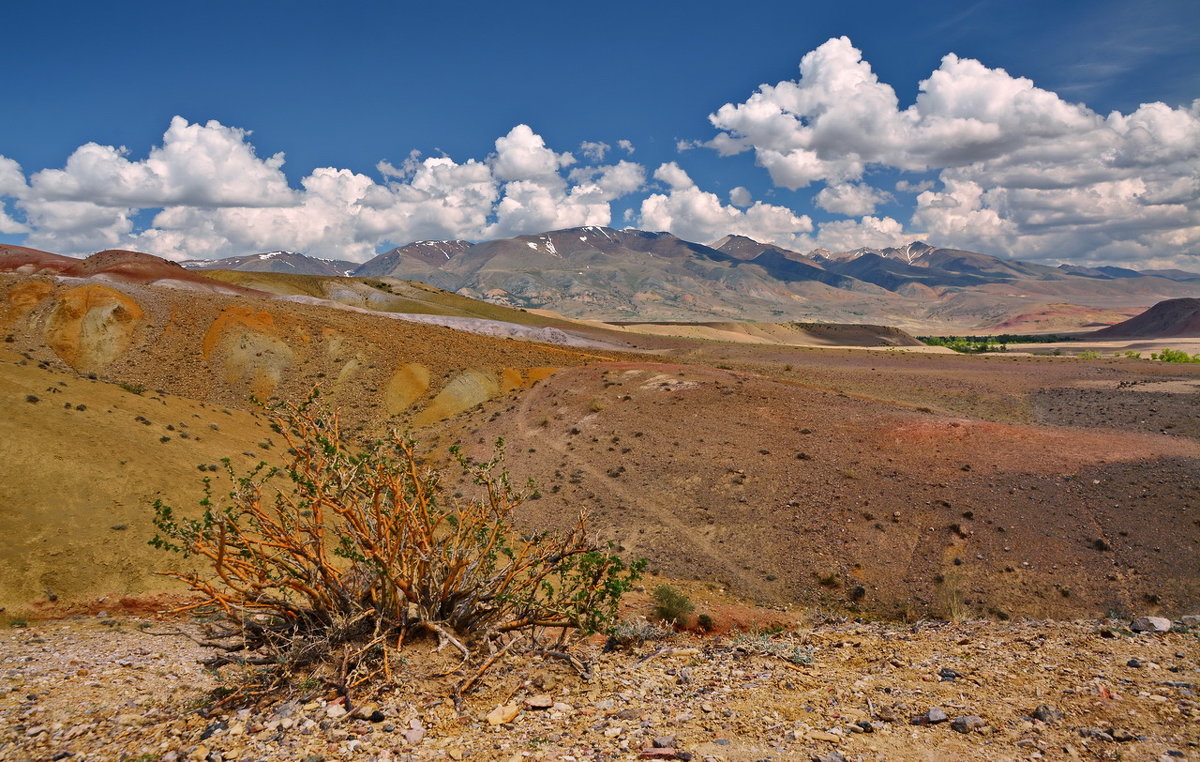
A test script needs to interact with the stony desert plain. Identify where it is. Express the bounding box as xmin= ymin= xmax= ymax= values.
xmin=0 ymin=247 xmax=1197 ymax=762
